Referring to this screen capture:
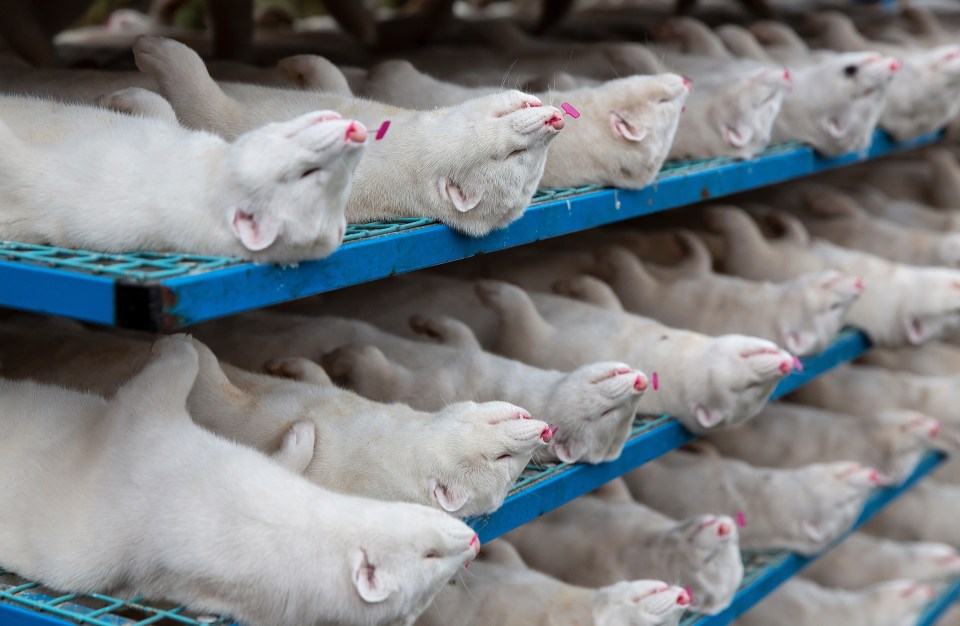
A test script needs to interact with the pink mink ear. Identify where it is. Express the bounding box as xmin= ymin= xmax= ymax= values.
xmin=432 ymin=479 xmax=469 ymax=512
xmin=230 ymin=209 xmax=280 ymax=251
xmin=554 ymin=439 xmax=588 ymax=464
xmin=440 ymin=178 xmax=483 ymax=213
xmin=722 ymin=123 xmax=752 ymax=148
xmin=352 ymin=550 xmax=396 ymax=603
